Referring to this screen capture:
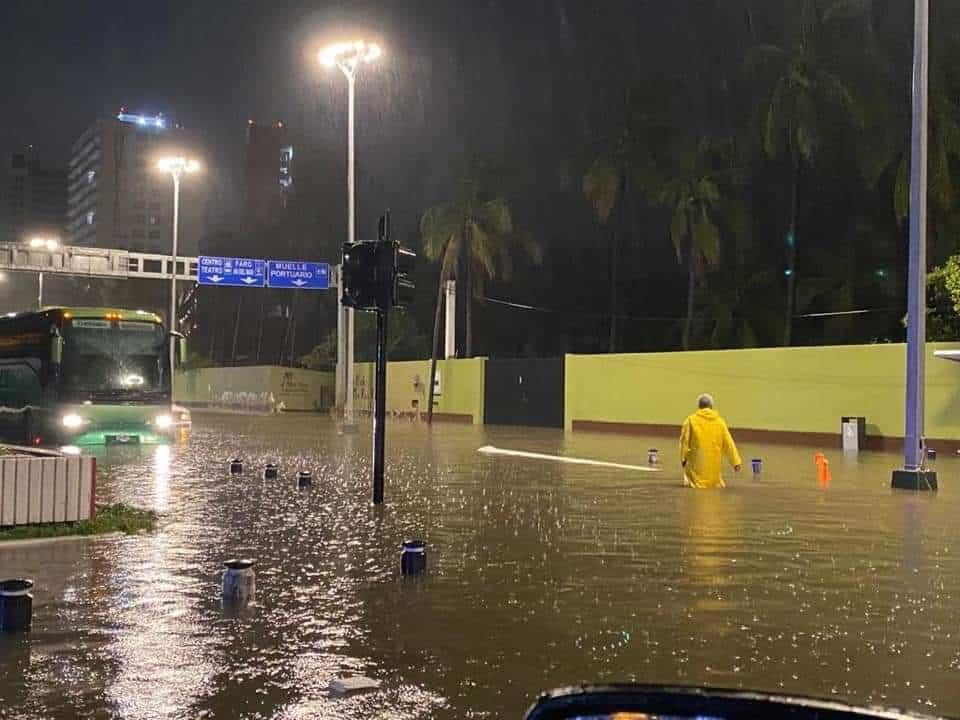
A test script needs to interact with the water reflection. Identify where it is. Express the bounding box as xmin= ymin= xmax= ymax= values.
xmin=1 ymin=416 xmax=959 ymax=718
